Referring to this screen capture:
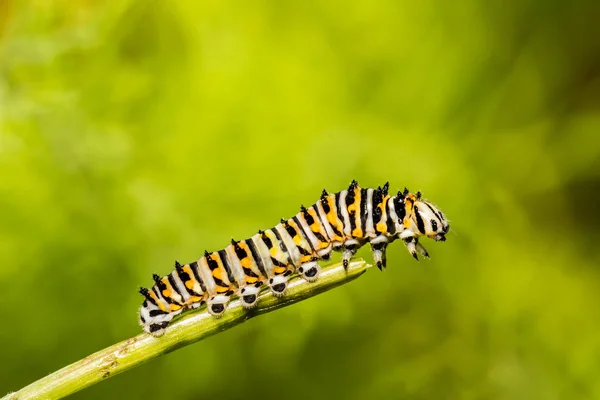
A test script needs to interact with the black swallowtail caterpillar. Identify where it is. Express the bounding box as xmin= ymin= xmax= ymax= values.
xmin=139 ymin=181 xmax=449 ymax=336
